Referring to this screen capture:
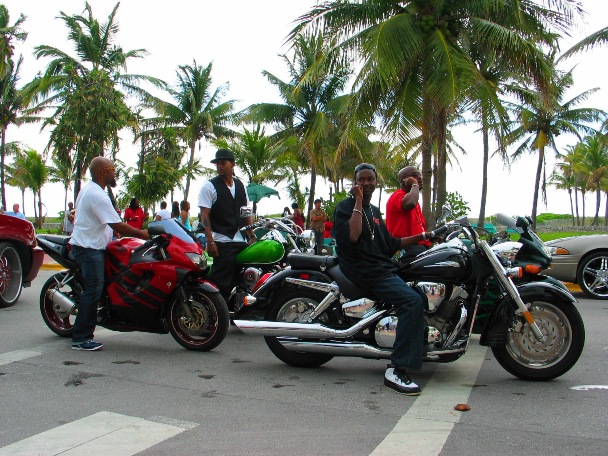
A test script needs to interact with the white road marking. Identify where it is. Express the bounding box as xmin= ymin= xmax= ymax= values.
xmin=570 ymin=385 xmax=608 ymax=391
xmin=371 ymin=339 xmax=487 ymax=456
xmin=0 ymin=411 xmax=197 ymax=455
xmin=0 ymin=350 xmax=42 ymax=366
xmin=0 ymin=328 xmax=119 ymax=366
